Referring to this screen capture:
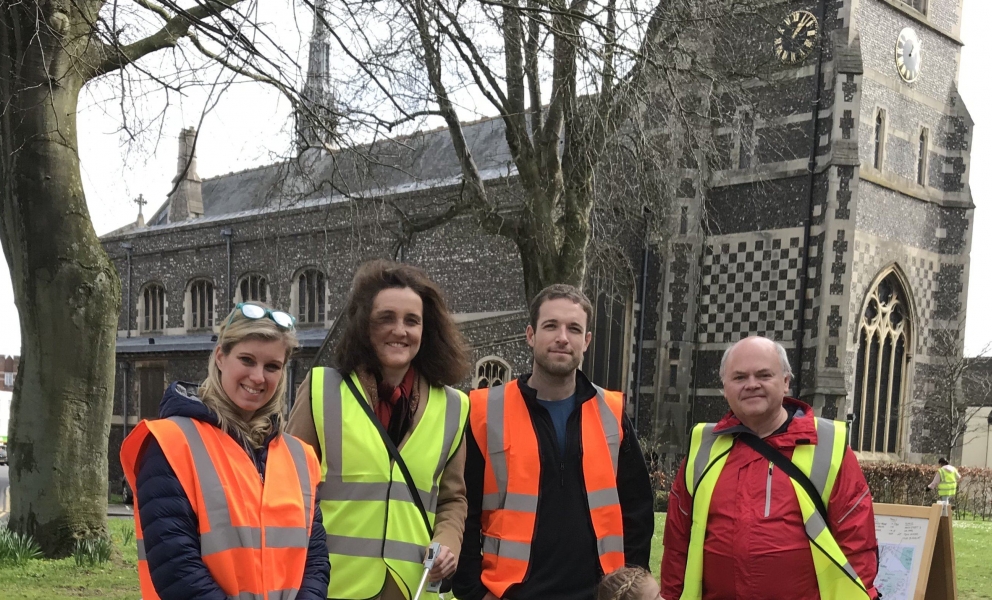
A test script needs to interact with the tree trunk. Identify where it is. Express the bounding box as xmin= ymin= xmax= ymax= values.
xmin=1 ymin=13 xmax=121 ymax=556
xmin=515 ymin=220 xmax=587 ymax=302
